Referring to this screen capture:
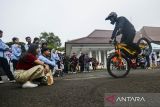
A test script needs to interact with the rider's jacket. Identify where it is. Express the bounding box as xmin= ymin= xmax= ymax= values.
xmin=111 ymin=16 xmax=136 ymax=44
